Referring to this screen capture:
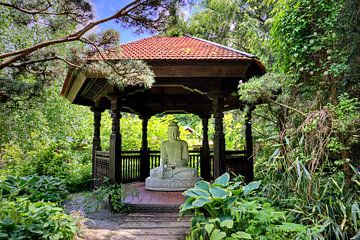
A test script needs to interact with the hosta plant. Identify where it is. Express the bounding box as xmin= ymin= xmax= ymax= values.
xmin=0 ymin=175 xmax=68 ymax=203
xmin=180 ymin=173 xmax=316 ymax=240
xmin=0 ymin=198 xmax=77 ymax=240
